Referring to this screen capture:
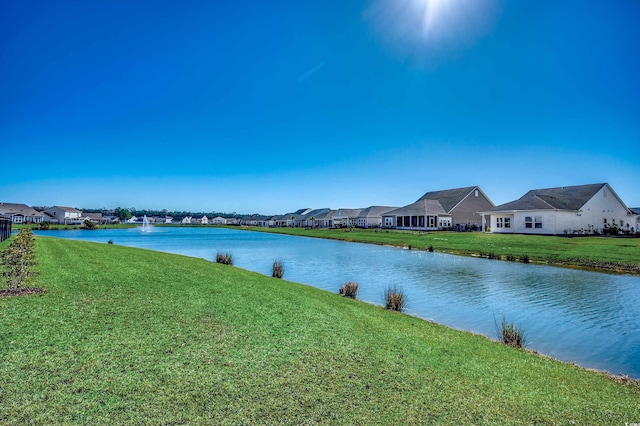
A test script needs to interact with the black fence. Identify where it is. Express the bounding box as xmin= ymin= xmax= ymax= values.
xmin=0 ymin=218 xmax=12 ymax=243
